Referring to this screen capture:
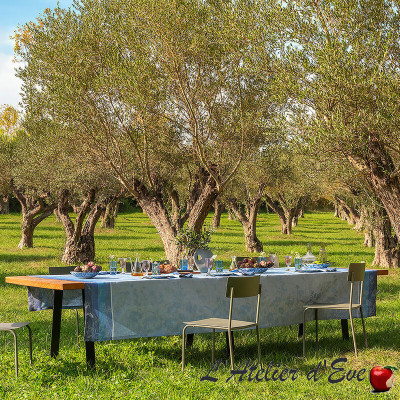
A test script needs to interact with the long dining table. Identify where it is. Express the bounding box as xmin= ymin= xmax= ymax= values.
xmin=6 ymin=268 xmax=377 ymax=368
